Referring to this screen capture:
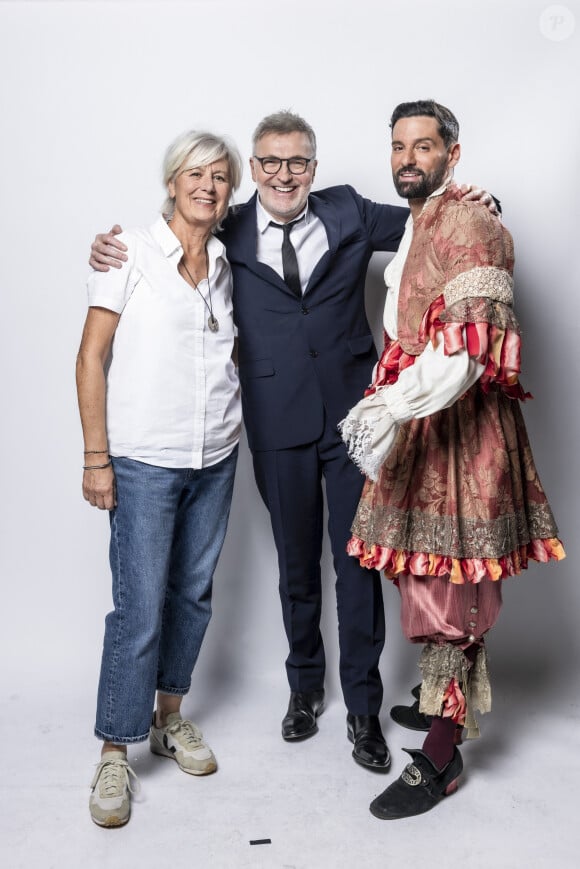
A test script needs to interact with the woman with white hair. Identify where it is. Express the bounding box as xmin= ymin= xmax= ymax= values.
xmin=76 ymin=130 xmax=243 ymax=827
